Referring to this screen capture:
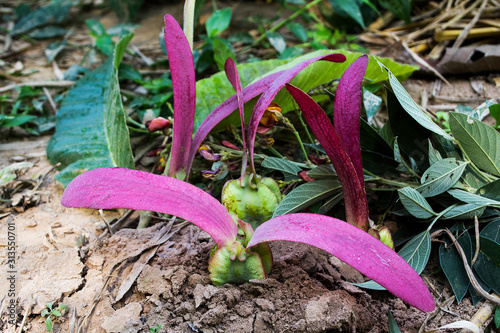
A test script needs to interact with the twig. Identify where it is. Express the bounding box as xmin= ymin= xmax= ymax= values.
xmin=436 ymin=228 xmax=500 ymax=305
xmin=459 ymin=299 xmax=496 ymax=333
xmin=17 ymin=303 xmax=32 ymax=333
xmin=43 ymin=87 xmax=58 ymax=114
xmin=471 ymin=215 xmax=480 ymax=265
xmin=99 ymin=209 xmax=114 ymax=235
xmin=0 ymin=80 xmax=75 ymax=93
xmin=131 ymin=45 xmax=154 ymax=66
xmin=451 ymin=0 xmax=489 ymax=48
